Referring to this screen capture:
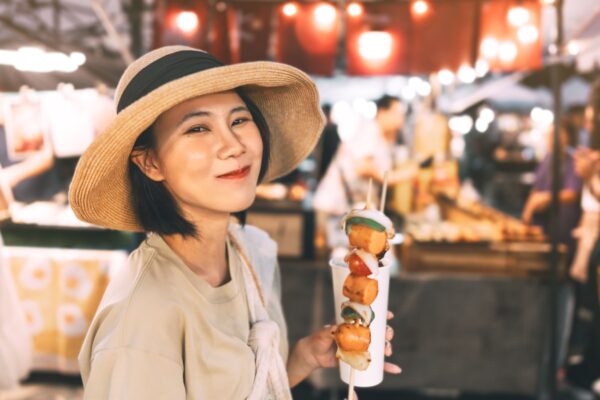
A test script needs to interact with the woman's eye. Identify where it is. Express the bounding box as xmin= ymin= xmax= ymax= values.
xmin=185 ymin=125 xmax=208 ymax=134
xmin=232 ymin=118 xmax=251 ymax=127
